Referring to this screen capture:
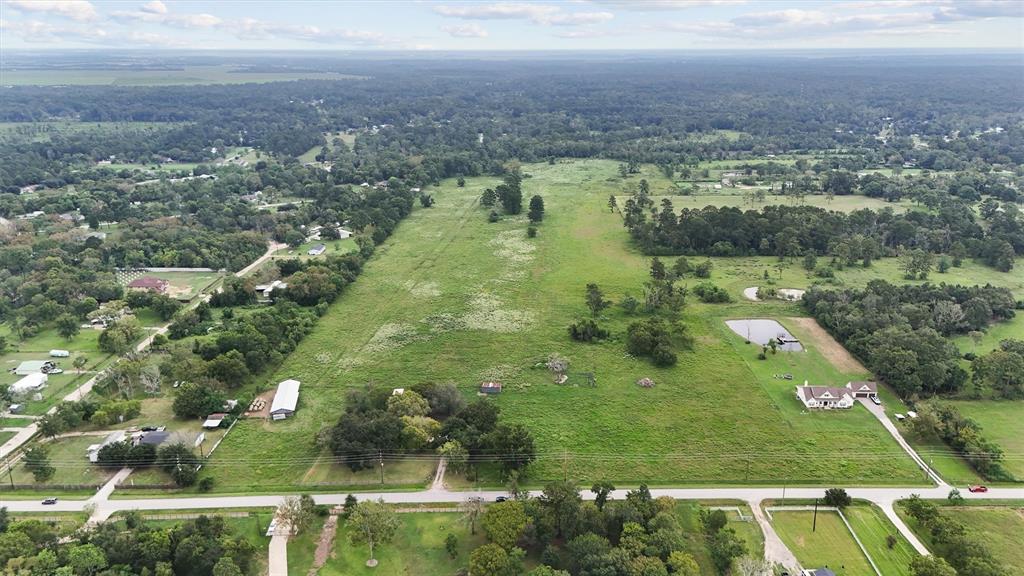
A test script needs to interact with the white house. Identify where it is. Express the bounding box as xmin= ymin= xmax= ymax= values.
xmin=87 ymin=431 xmax=126 ymax=463
xmin=270 ymin=379 xmax=301 ymax=420
xmin=846 ymin=381 xmax=878 ymax=398
xmin=337 ymin=228 xmax=353 ymax=239
xmin=10 ymin=373 xmax=48 ymax=398
xmin=795 ymin=384 xmax=854 ymax=409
